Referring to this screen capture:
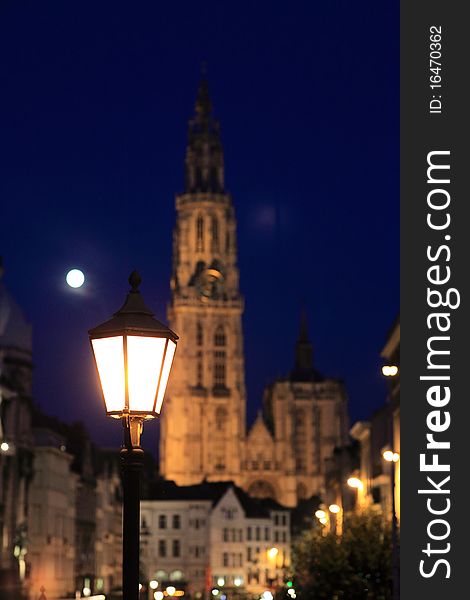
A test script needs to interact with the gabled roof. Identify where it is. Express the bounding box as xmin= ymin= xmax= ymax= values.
xmin=145 ymin=479 xmax=289 ymax=518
